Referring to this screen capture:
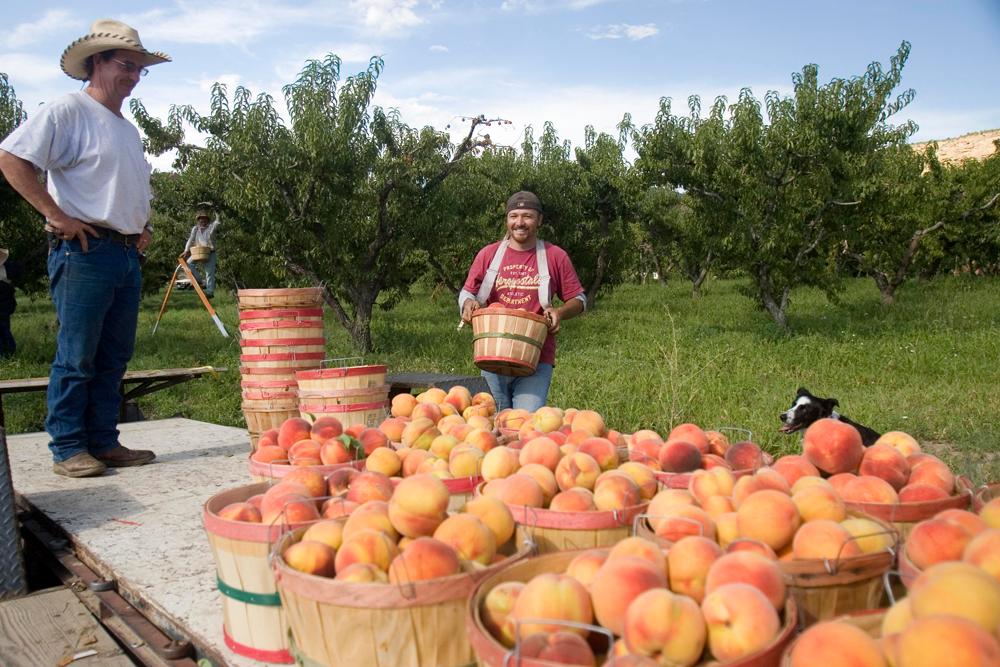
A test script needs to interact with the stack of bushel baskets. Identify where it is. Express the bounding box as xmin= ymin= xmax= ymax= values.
xmin=295 ymin=364 xmax=390 ymax=429
xmin=237 ymin=288 xmax=326 ymax=449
